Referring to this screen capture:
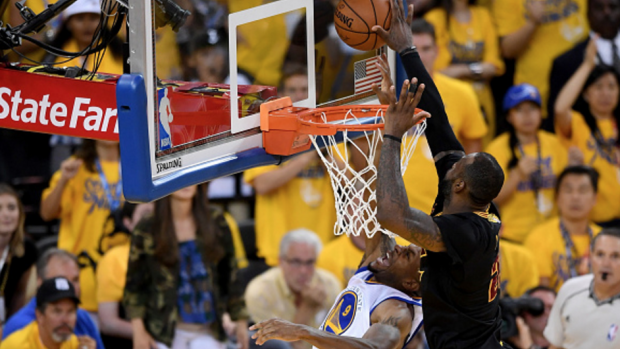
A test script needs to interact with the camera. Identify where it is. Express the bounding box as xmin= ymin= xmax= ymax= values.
xmin=499 ymin=295 xmax=544 ymax=339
